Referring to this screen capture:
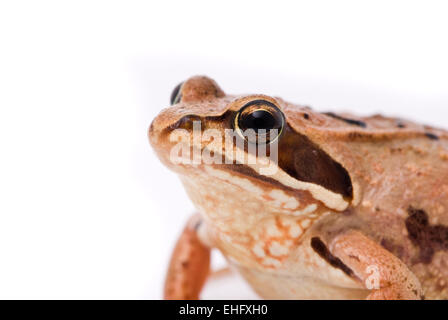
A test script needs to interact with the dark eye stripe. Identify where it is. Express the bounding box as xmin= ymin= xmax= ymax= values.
xmin=277 ymin=123 xmax=353 ymax=198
